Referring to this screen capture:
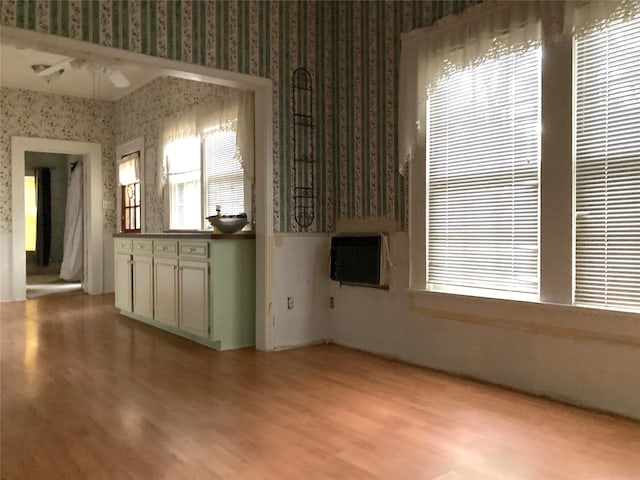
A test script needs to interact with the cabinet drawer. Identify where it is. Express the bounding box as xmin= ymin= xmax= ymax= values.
xmin=179 ymin=241 xmax=209 ymax=258
xmin=132 ymin=239 xmax=153 ymax=255
xmin=154 ymin=240 xmax=178 ymax=256
xmin=115 ymin=239 xmax=132 ymax=253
